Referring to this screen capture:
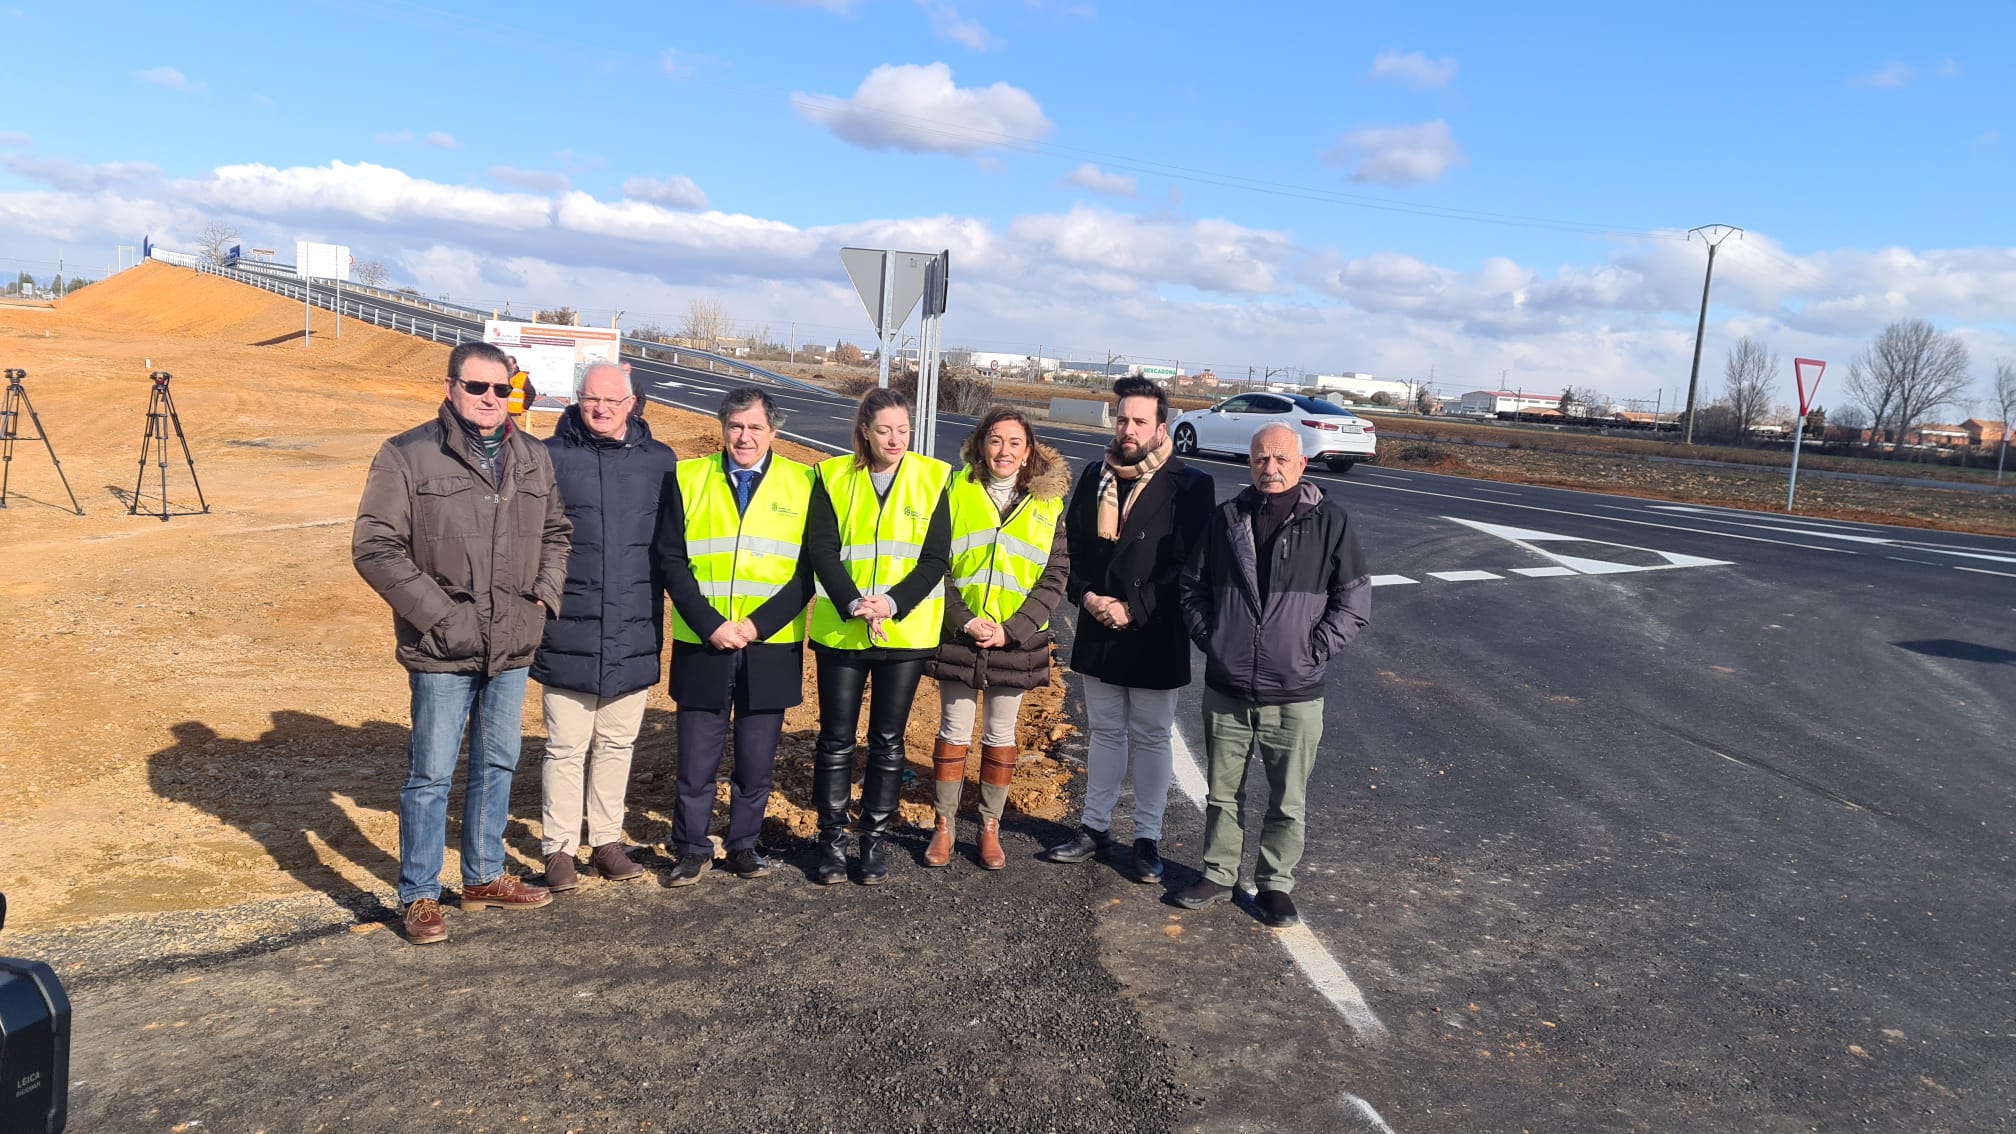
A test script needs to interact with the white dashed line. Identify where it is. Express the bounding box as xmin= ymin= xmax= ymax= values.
xmin=1955 ymin=565 xmax=2016 ymax=579
xmin=1509 ymin=566 xmax=1577 ymax=577
xmin=1427 ymin=569 xmax=1504 ymax=582
xmin=1169 ymin=727 xmax=1387 ymax=1042
xmin=1369 ymin=574 xmax=1419 ymax=587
